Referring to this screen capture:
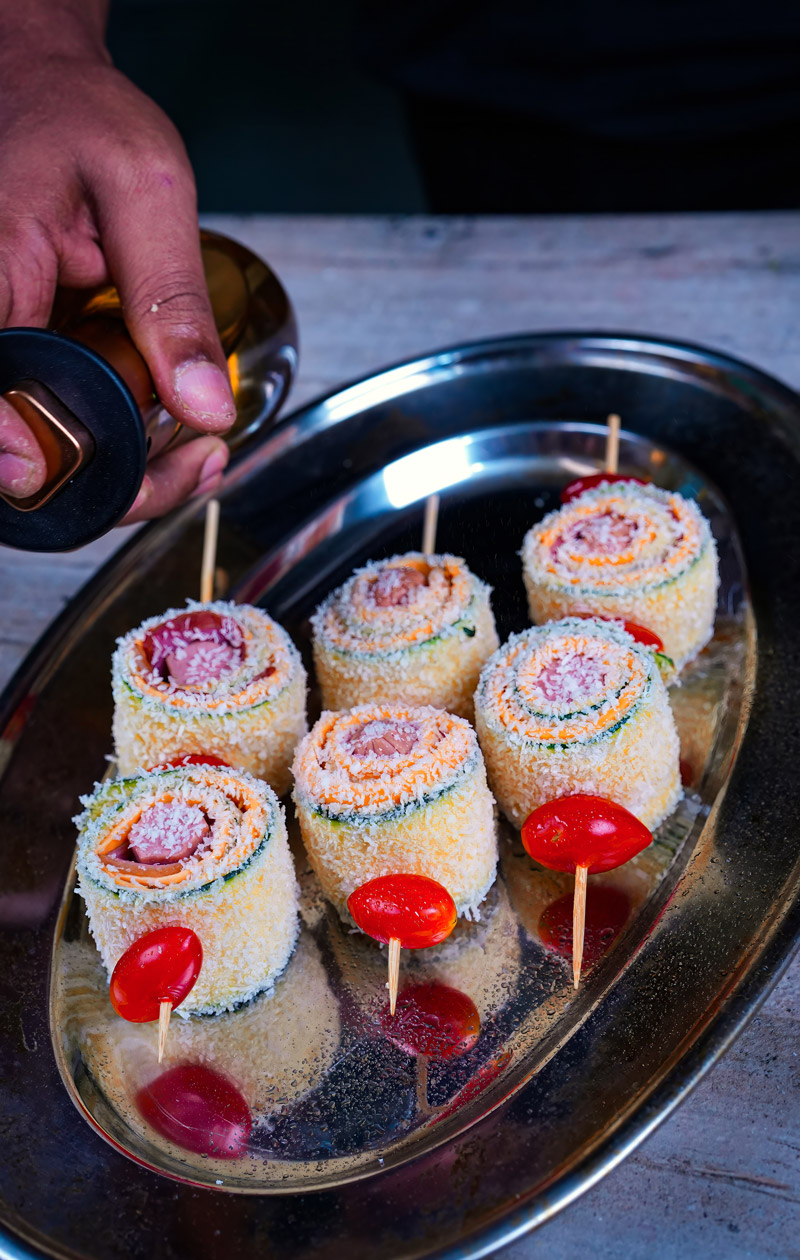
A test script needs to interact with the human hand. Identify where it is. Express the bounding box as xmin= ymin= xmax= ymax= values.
xmin=0 ymin=9 xmax=232 ymax=523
